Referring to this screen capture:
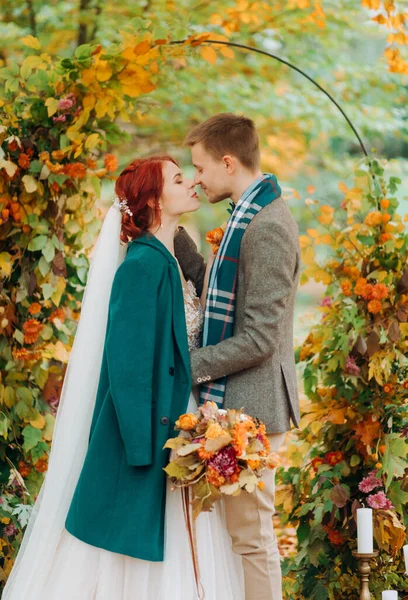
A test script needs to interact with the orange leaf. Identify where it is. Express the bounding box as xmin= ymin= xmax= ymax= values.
xmin=200 ymin=46 xmax=217 ymax=65
xmin=134 ymin=41 xmax=151 ymax=55
xmin=353 ymin=415 xmax=381 ymax=449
